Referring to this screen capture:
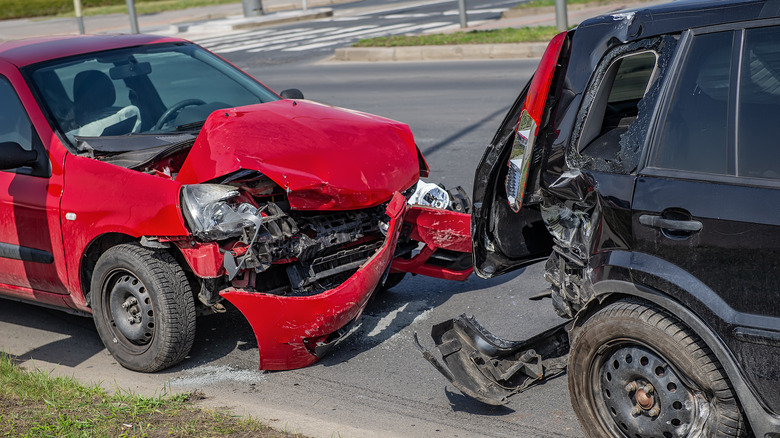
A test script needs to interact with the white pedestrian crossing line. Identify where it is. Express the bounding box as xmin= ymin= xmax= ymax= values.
xmin=199 ymin=27 xmax=320 ymax=50
xmin=196 ymin=28 xmax=276 ymax=46
xmin=243 ymin=24 xmax=384 ymax=53
xmin=246 ymin=22 xmax=412 ymax=53
xmin=194 ymin=5 xmax=510 ymax=56
xmin=206 ymin=27 xmax=344 ymax=53
xmin=282 ymin=21 xmax=450 ymax=52
xmin=198 ymin=20 xmax=453 ymax=55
